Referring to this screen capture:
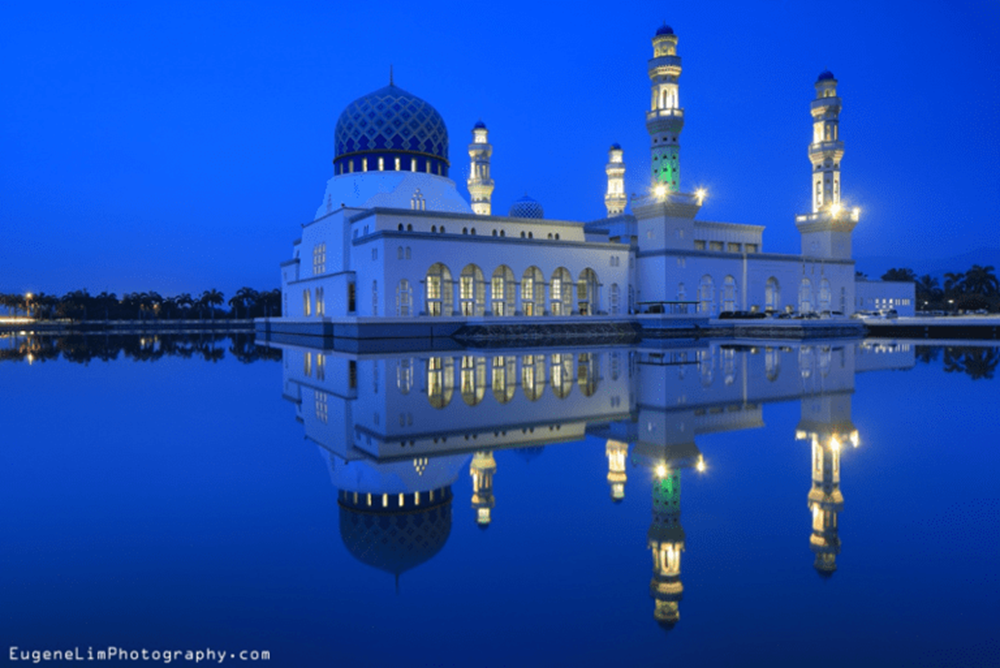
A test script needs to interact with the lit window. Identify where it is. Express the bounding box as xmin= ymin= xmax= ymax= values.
xmin=394 ymin=157 xmax=401 ymax=171
xmin=303 ymin=289 xmax=312 ymax=316
xmin=378 ymin=157 xmax=384 ymax=171
xmin=313 ymin=242 xmax=326 ymax=274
